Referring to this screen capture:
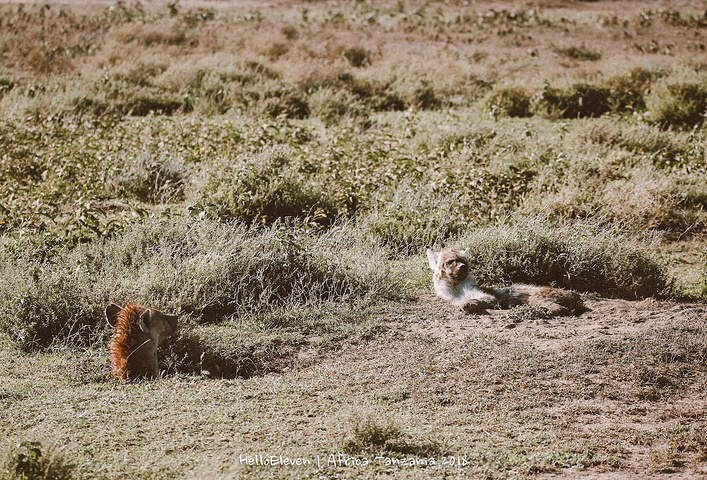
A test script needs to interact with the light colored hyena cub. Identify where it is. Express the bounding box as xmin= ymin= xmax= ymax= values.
xmin=105 ymin=303 xmax=179 ymax=380
xmin=426 ymin=248 xmax=585 ymax=316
